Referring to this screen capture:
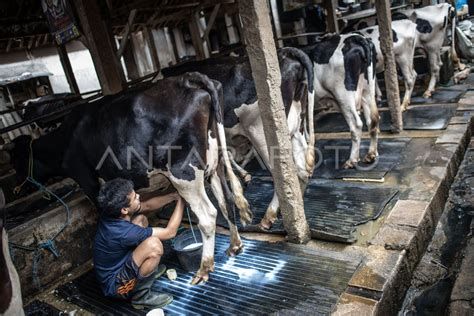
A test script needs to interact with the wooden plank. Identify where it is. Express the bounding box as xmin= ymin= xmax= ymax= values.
xmin=238 ymin=0 xmax=310 ymax=243
xmin=375 ymin=0 xmax=403 ymax=132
